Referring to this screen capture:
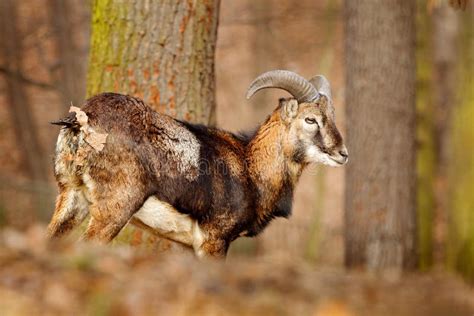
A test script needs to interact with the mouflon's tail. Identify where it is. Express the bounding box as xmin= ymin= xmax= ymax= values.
xmin=50 ymin=112 xmax=80 ymax=129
